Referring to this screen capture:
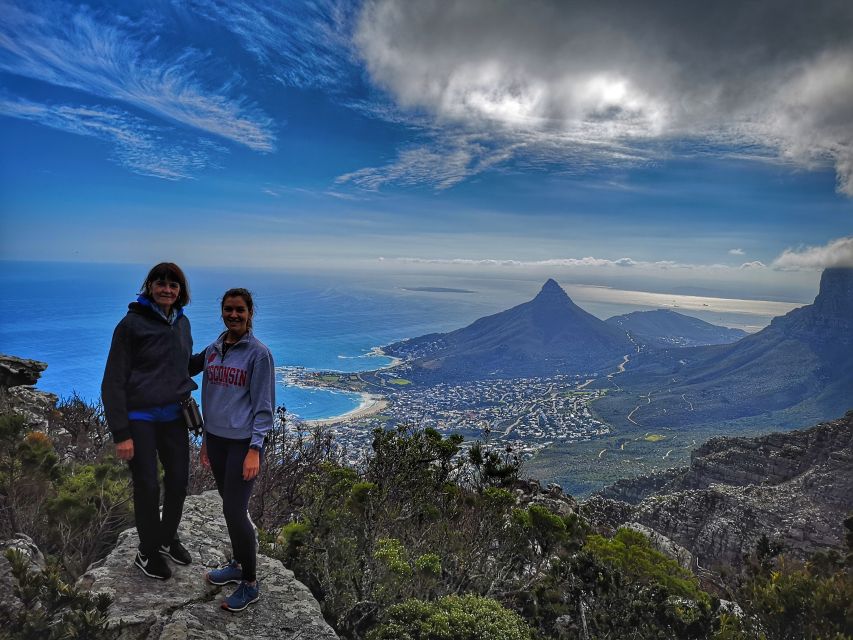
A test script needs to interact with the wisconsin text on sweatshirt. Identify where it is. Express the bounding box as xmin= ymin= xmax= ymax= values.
xmin=207 ymin=365 xmax=247 ymax=387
